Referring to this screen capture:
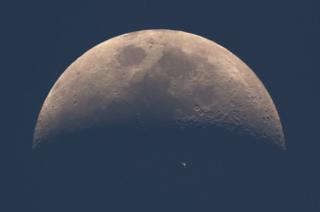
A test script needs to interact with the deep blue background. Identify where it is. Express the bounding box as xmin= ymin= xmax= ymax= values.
xmin=3 ymin=0 xmax=320 ymax=211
